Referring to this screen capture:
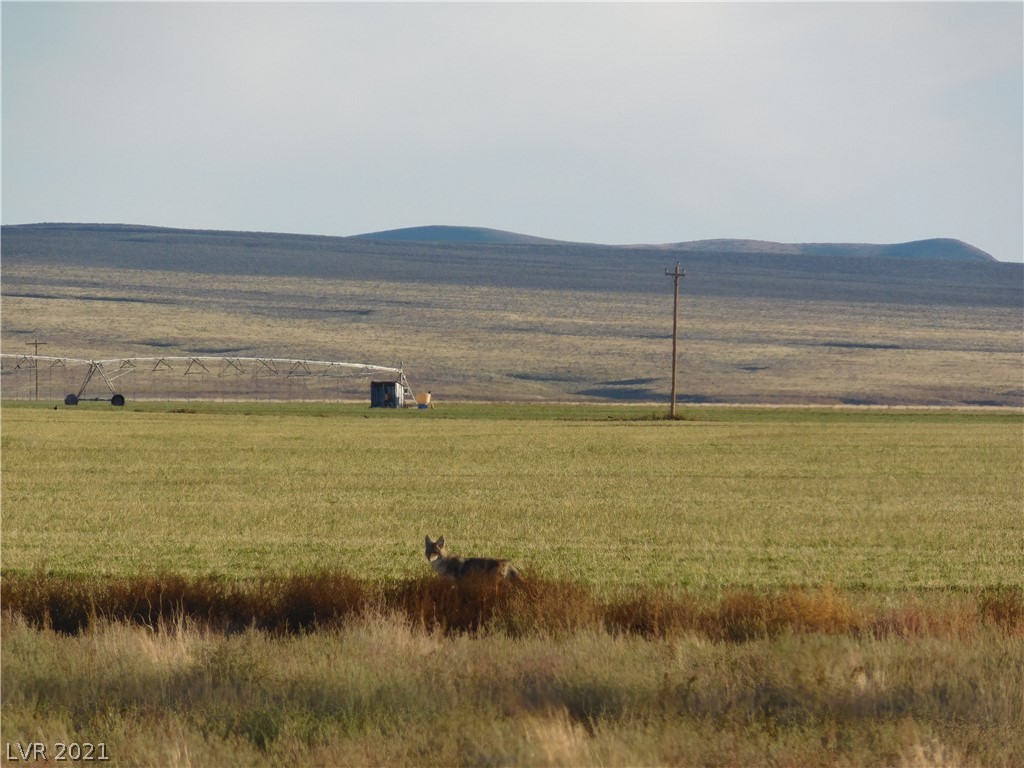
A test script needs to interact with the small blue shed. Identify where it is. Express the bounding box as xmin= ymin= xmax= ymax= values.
xmin=370 ymin=380 xmax=405 ymax=408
